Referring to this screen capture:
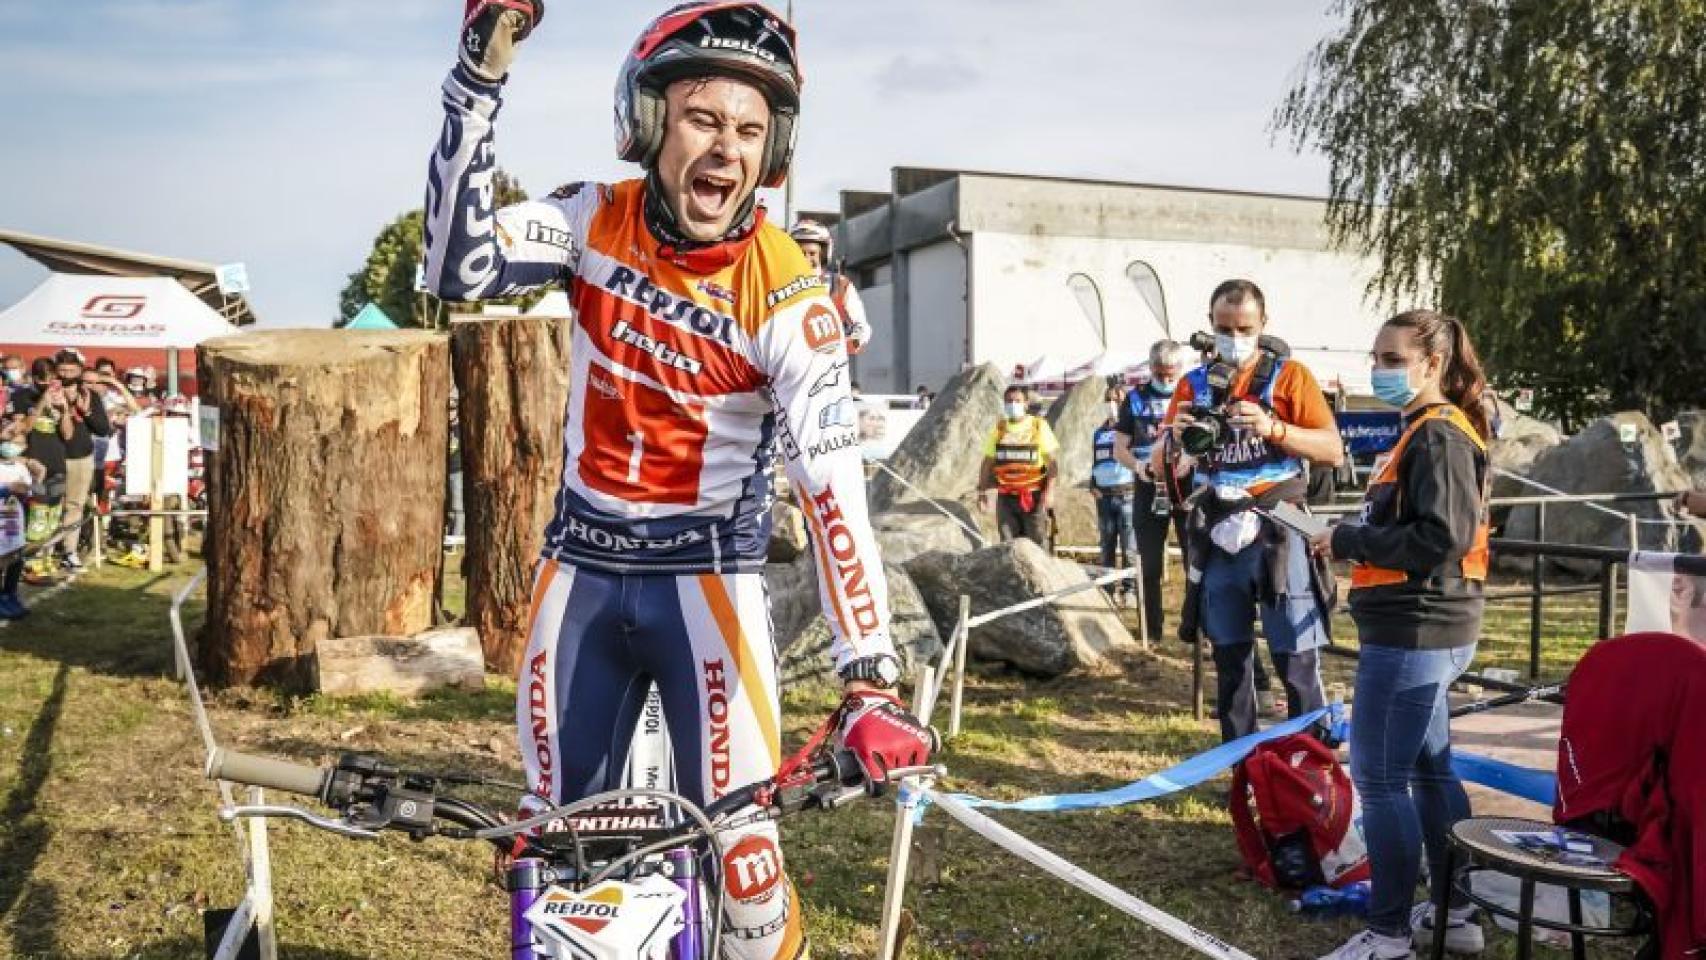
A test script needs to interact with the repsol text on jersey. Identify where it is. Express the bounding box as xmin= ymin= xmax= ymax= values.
xmin=605 ymin=265 xmax=737 ymax=347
